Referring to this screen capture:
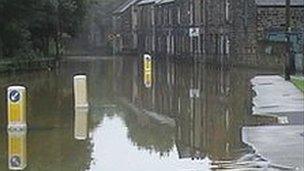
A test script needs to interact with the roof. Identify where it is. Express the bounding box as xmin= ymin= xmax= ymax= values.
xmin=113 ymin=0 xmax=138 ymax=14
xmin=137 ymin=0 xmax=158 ymax=5
xmin=137 ymin=0 xmax=175 ymax=6
xmin=113 ymin=0 xmax=175 ymax=10
xmin=255 ymin=0 xmax=304 ymax=6
xmin=156 ymin=0 xmax=175 ymax=5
